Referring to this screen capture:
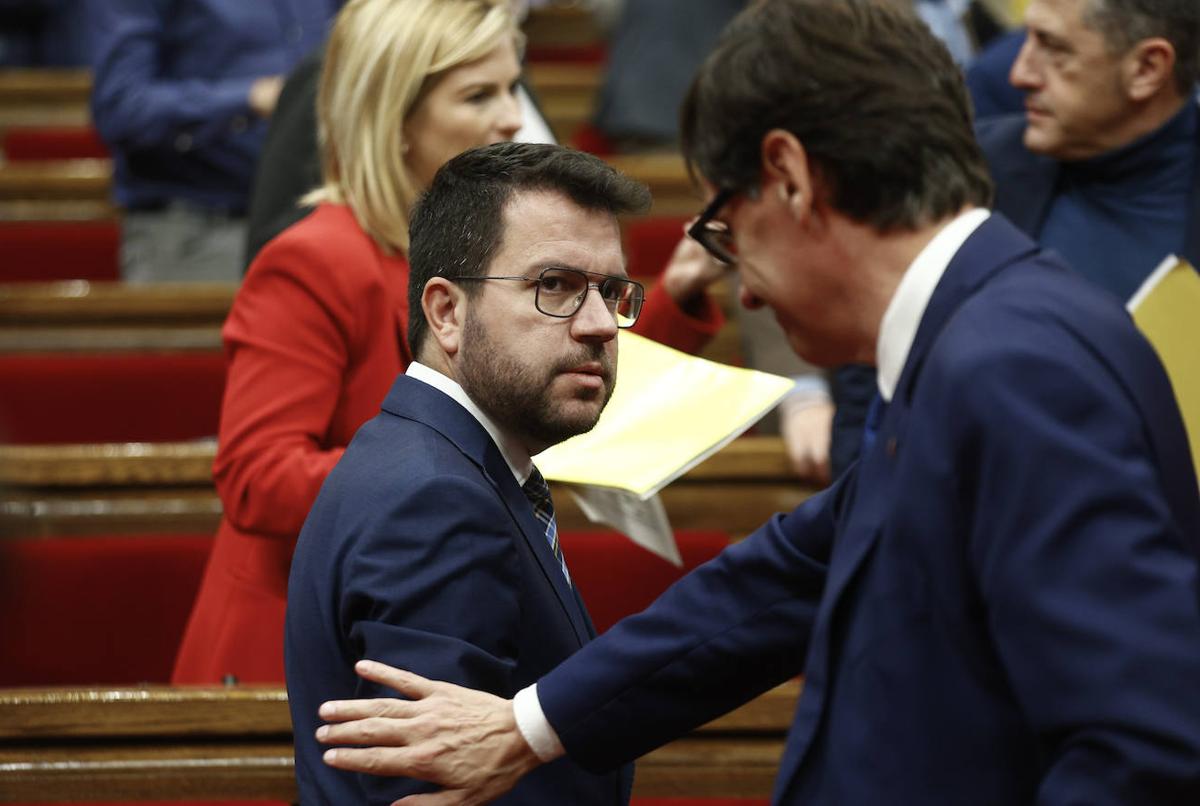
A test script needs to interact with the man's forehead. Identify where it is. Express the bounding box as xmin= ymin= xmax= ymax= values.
xmin=496 ymin=190 xmax=625 ymax=269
